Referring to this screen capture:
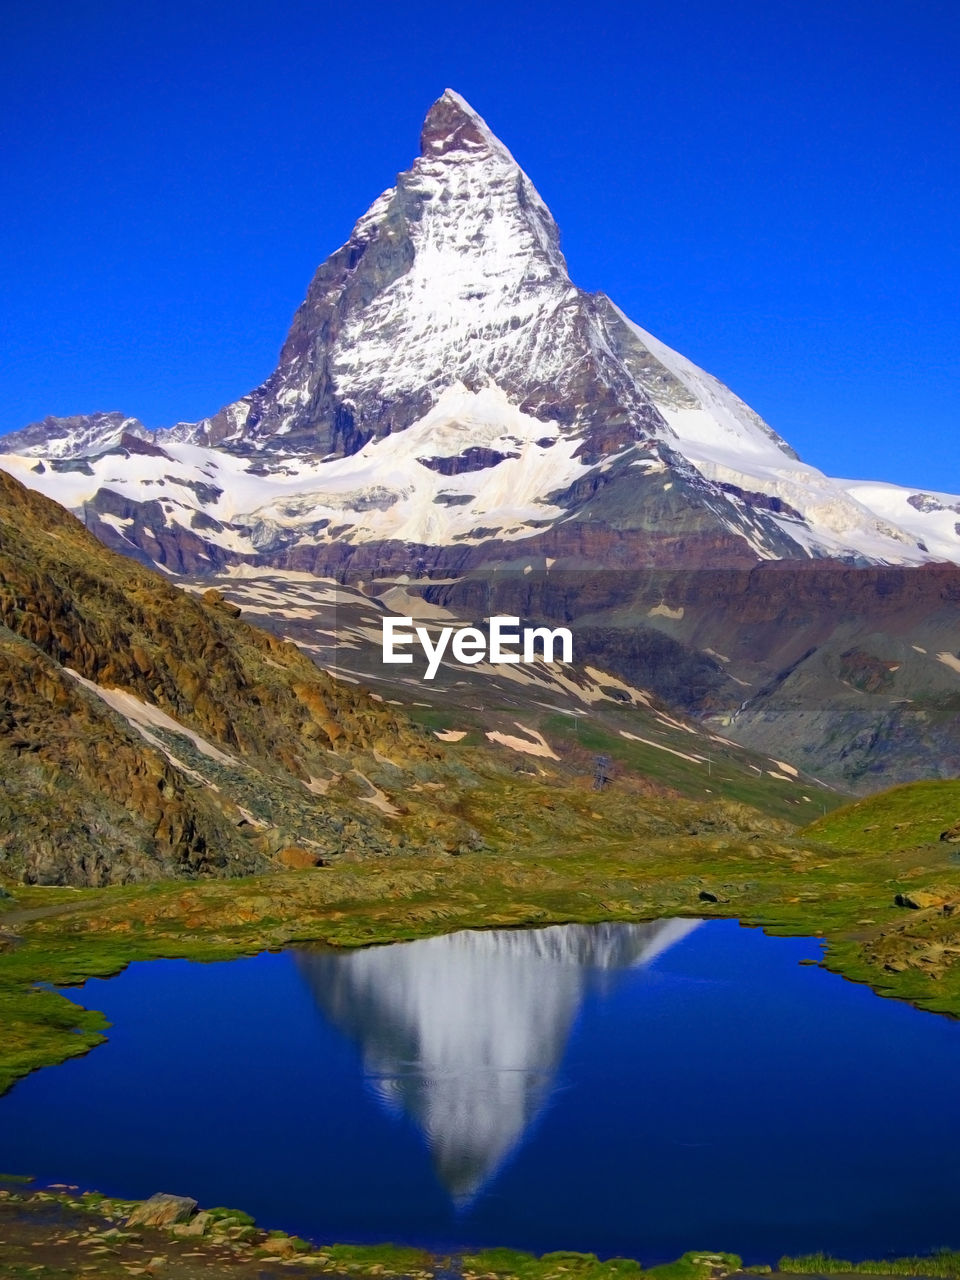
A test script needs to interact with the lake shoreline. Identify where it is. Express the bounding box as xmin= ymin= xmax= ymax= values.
xmin=2 ymin=1178 xmax=958 ymax=1280
xmin=3 ymin=829 xmax=960 ymax=1098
